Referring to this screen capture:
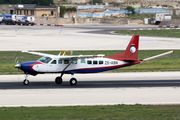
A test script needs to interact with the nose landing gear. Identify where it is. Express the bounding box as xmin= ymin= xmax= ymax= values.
xmin=23 ymin=74 xmax=29 ymax=85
